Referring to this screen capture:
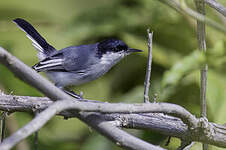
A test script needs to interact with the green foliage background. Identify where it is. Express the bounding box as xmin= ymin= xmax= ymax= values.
xmin=0 ymin=0 xmax=225 ymax=149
